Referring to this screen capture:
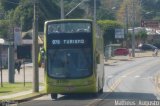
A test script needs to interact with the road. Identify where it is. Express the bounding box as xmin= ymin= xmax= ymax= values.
xmin=17 ymin=56 xmax=160 ymax=106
